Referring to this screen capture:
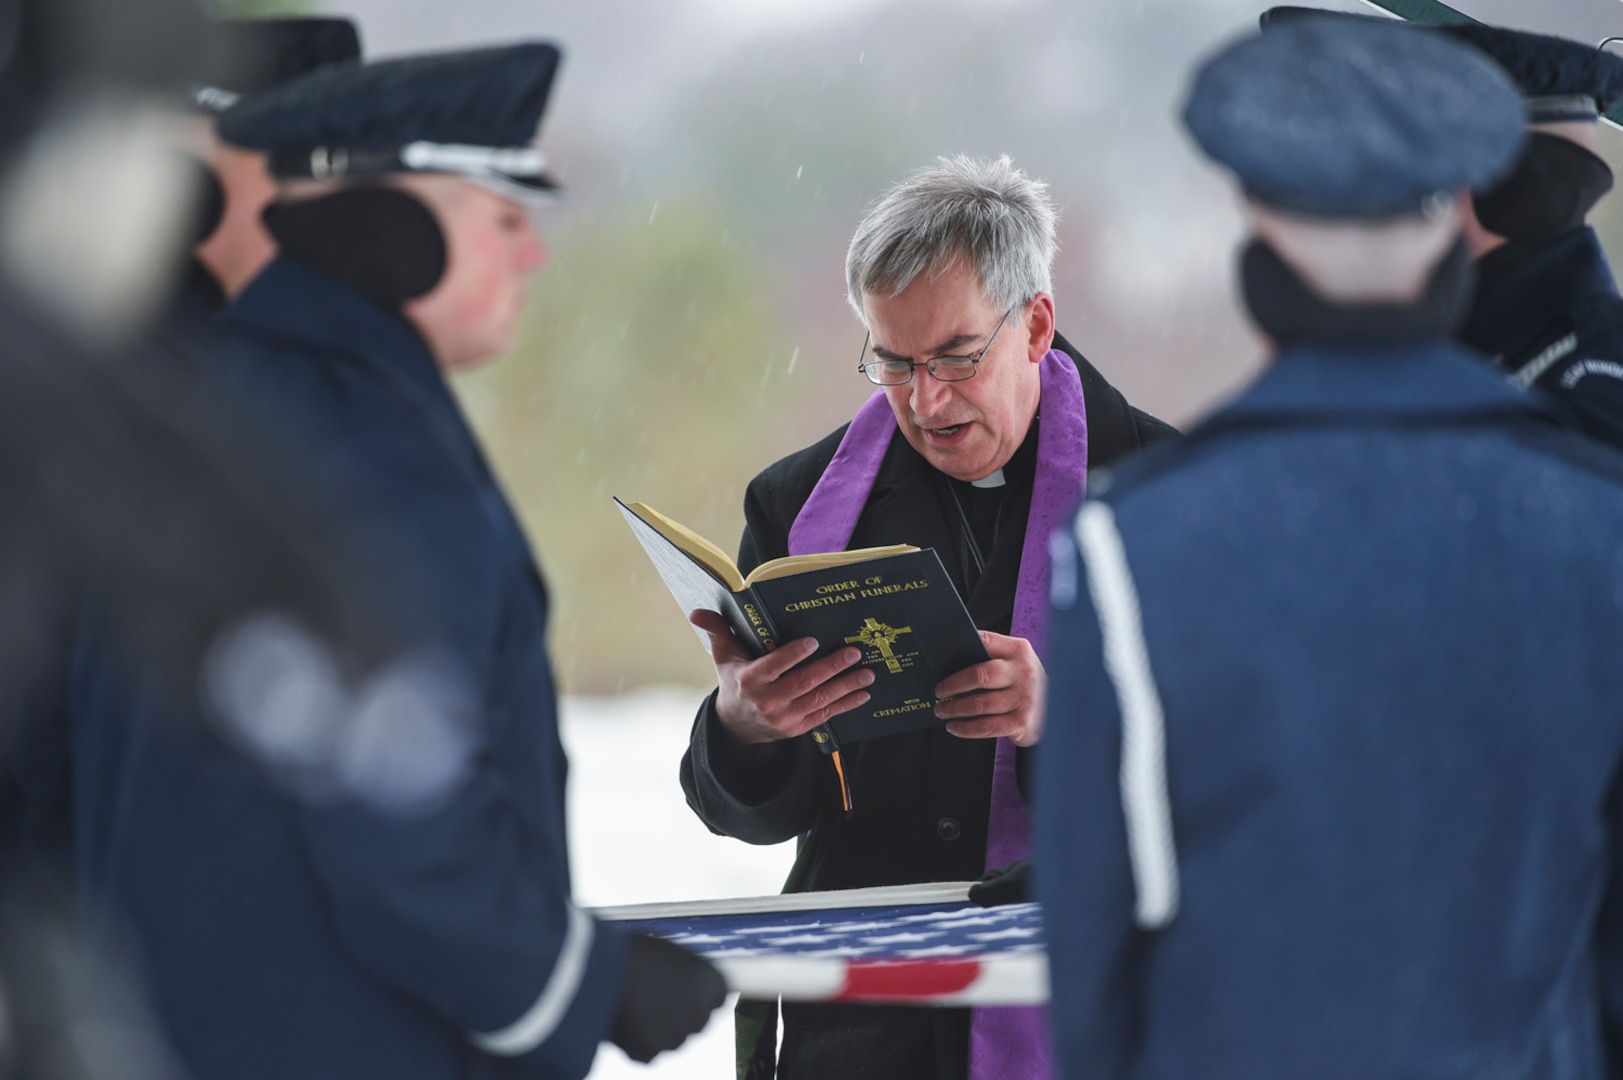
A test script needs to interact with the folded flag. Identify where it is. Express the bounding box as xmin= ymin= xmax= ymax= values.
xmin=597 ymin=884 xmax=1047 ymax=1007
